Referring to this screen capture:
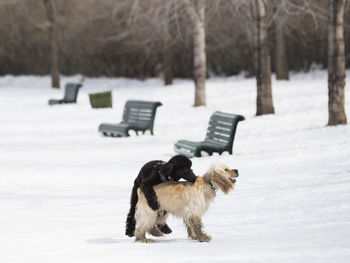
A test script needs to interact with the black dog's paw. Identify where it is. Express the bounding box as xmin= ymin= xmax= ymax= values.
xmin=145 ymin=194 xmax=160 ymax=210
xmin=148 ymin=199 xmax=160 ymax=210
xmin=157 ymin=224 xmax=172 ymax=234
